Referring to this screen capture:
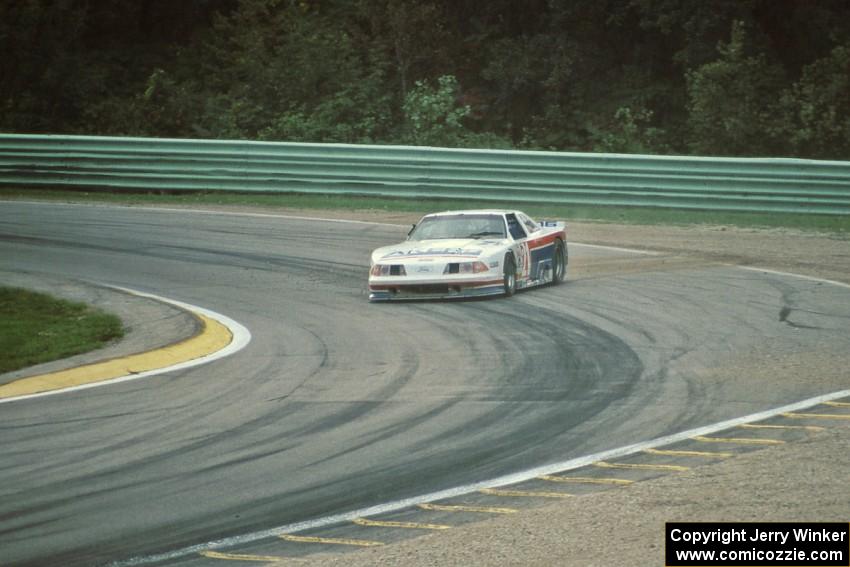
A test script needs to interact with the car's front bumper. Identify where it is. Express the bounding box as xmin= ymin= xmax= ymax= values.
xmin=368 ymin=278 xmax=504 ymax=301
